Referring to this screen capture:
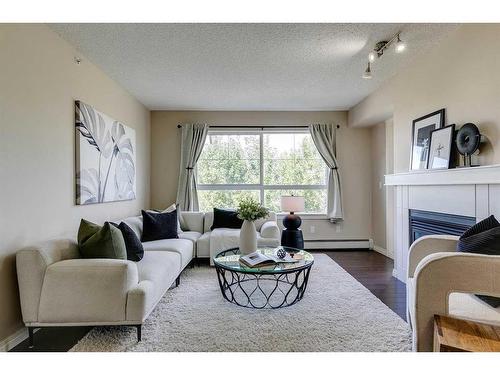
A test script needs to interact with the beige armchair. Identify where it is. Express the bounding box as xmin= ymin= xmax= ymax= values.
xmin=407 ymin=235 xmax=500 ymax=351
